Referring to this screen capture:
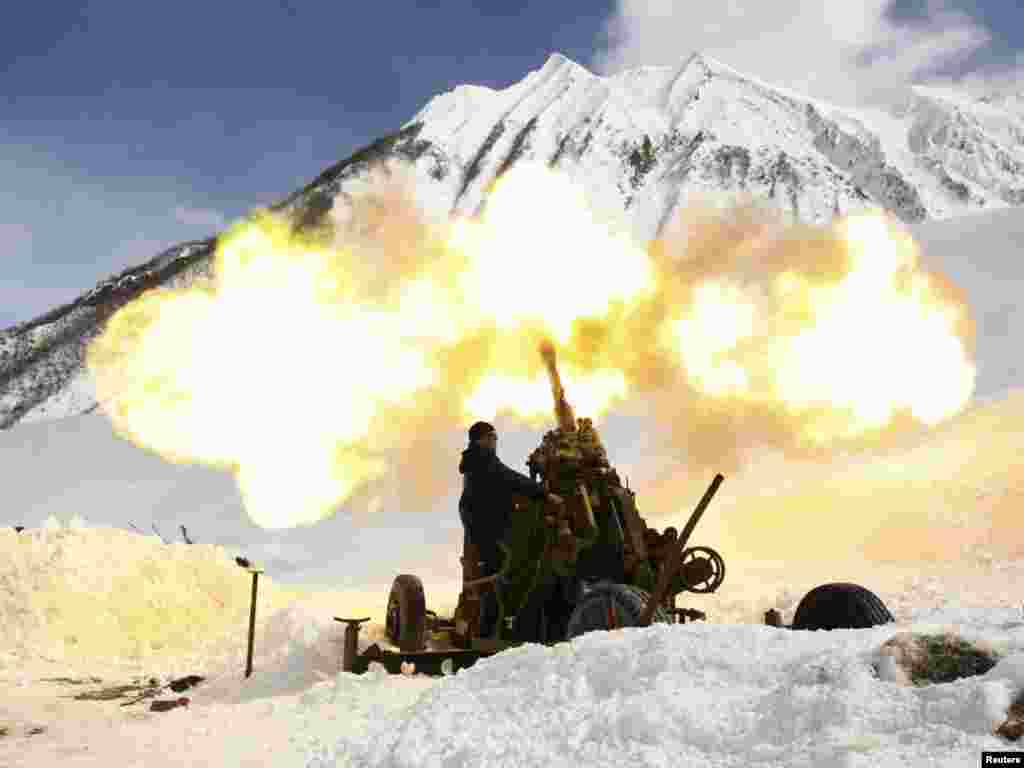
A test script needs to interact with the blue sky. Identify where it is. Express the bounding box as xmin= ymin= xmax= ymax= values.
xmin=2 ymin=0 xmax=1022 ymax=330
xmin=0 ymin=1 xmax=614 ymax=328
